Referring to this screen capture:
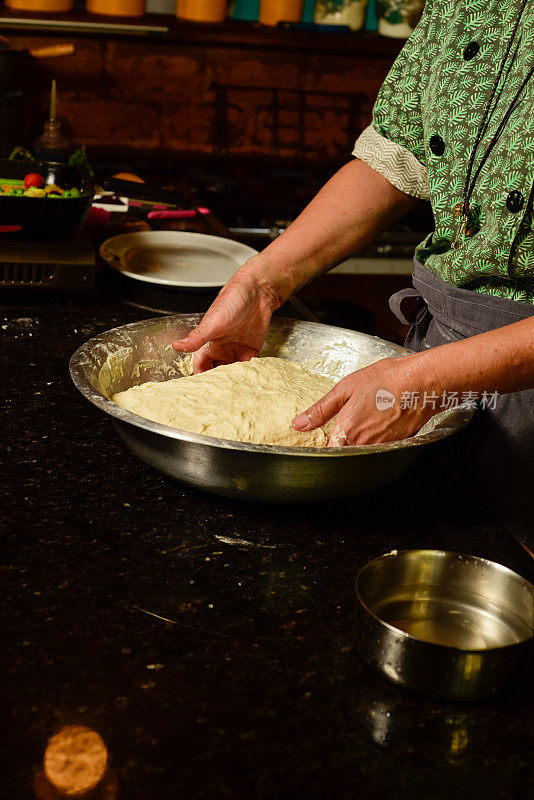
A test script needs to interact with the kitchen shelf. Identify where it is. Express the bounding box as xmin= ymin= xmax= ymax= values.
xmin=0 ymin=9 xmax=404 ymax=57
